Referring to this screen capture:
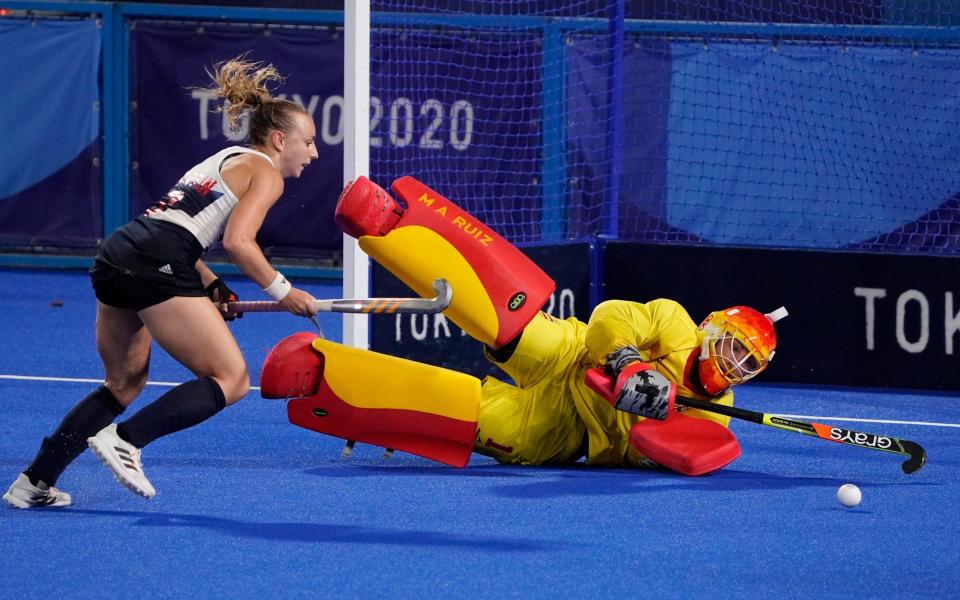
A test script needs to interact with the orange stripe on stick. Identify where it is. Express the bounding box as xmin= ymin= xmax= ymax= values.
xmin=812 ymin=422 xmax=841 ymax=442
